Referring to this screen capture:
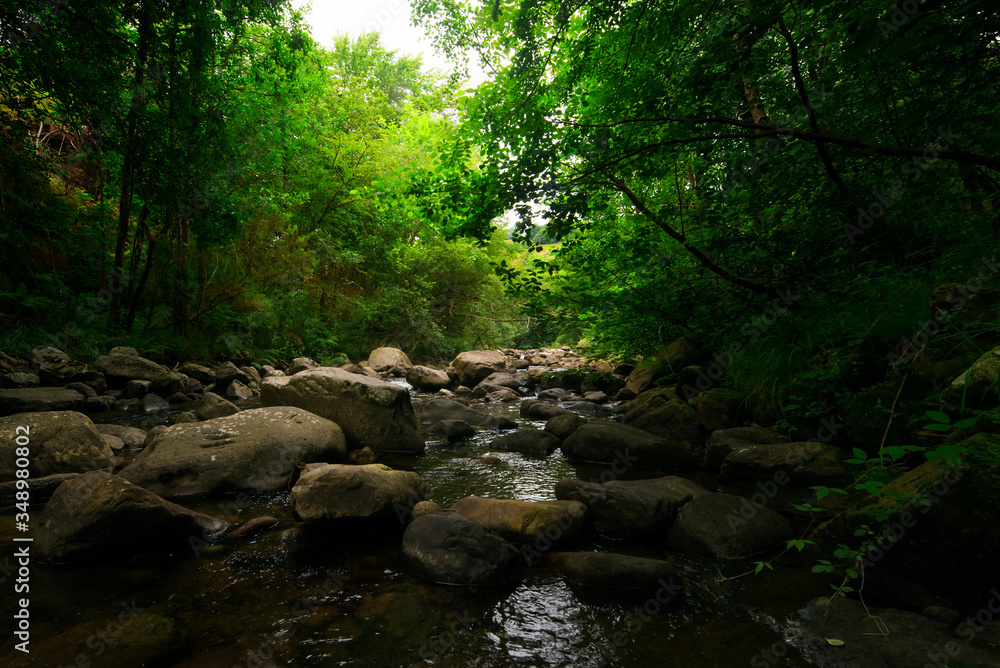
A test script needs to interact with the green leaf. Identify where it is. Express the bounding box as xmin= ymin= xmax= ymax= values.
xmin=812 ymin=486 xmax=830 ymax=500
xmin=923 ymin=423 xmax=952 ymax=432
xmin=953 ymin=417 xmax=978 ymax=429
xmin=826 ymin=638 xmax=845 ymax=646
xmin=852 ymin=447 xmax=868 ymax=460
xmin=925 ymin=411 xmax=950 ymax=424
